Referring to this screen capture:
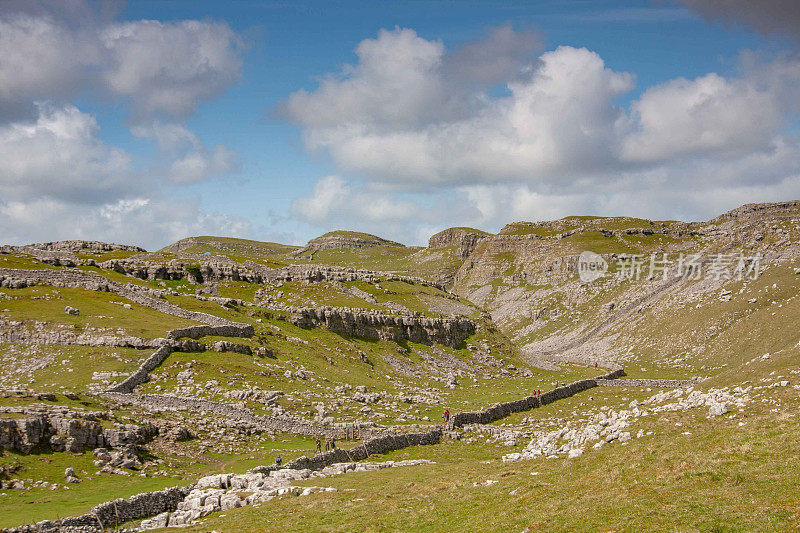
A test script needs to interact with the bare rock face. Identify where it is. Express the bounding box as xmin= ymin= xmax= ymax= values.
xmin=428 ymin=227 xmax=489 ymax=259
xmin=288 ymin=306 xmax=475 ymax=348
xmin=2 ymin=240 xmax=145 ymax=254
xmin=0 ymin=240 xmax=146 ymax=267
xmin=0 ymin=407 xmax=156 ymax=454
